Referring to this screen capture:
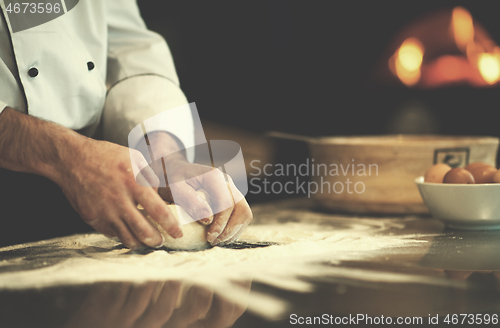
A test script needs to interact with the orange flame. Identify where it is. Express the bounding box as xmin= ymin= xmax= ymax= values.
xmin=388 ymin=6 xmax=500 ymax=87
xmin=477 ymin=53 xmax=500 ymax=84
xmin=451 ymin=7 xmax=474 ymax=51
xmin=452 ymin=6 xmax=500 ymax=85
xmin=390 ymin=38 xmax=424 ymax=86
